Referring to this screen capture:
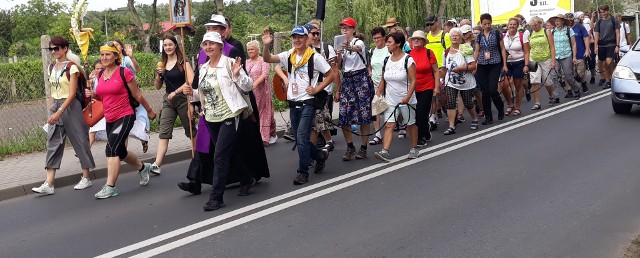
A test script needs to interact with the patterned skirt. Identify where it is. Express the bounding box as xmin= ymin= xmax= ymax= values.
xmin=313 ymin=100 xmax=334 ymax=131
xmin=338 ymin=70 xmax=374 ymax=126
